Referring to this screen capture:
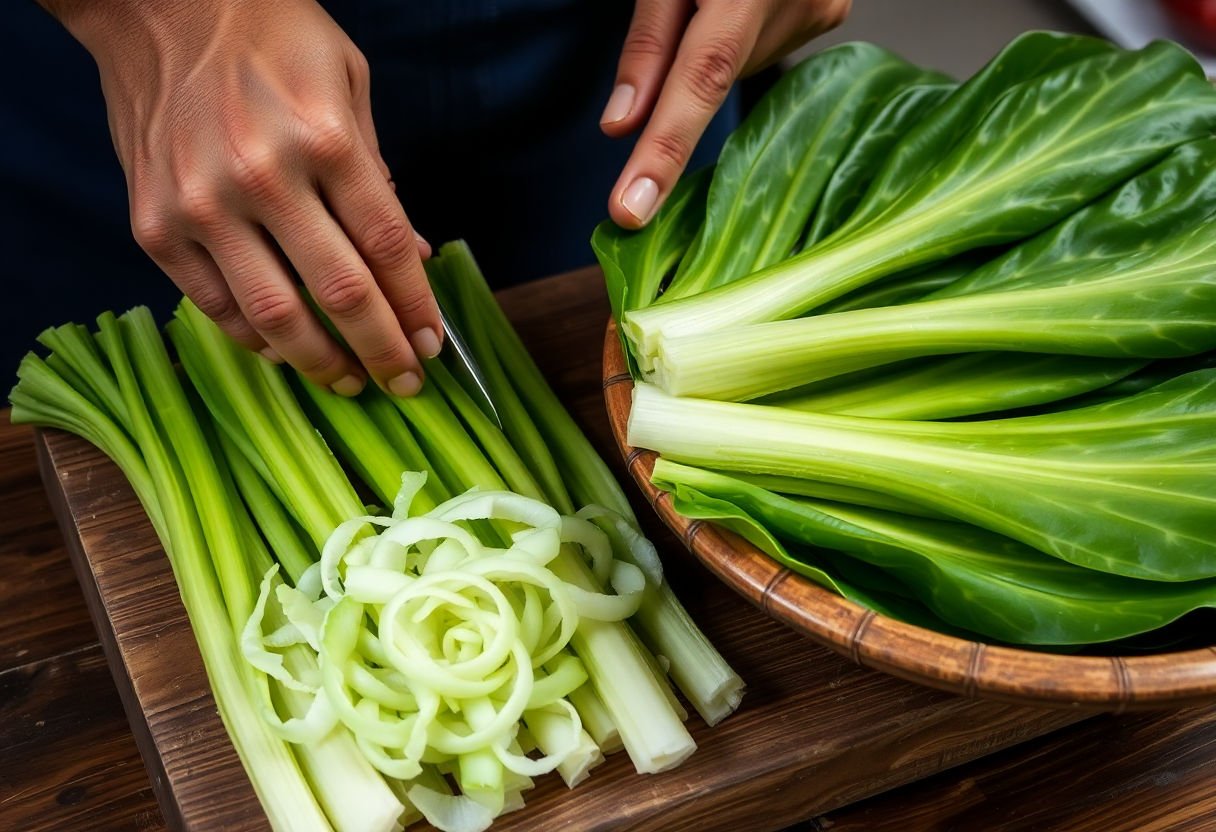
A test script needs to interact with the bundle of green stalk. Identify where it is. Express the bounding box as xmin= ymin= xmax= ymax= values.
xmin=594 ymin=31 xmax=1216 ymax=648
xmin=8 ymin=241 xmax=742 ymax=832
